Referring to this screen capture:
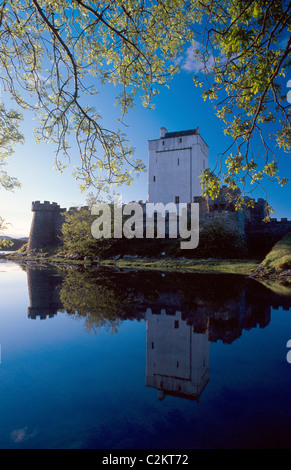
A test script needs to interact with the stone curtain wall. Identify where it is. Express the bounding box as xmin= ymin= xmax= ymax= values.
xmin=26 ymin=193 xmax=291 ymax=254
